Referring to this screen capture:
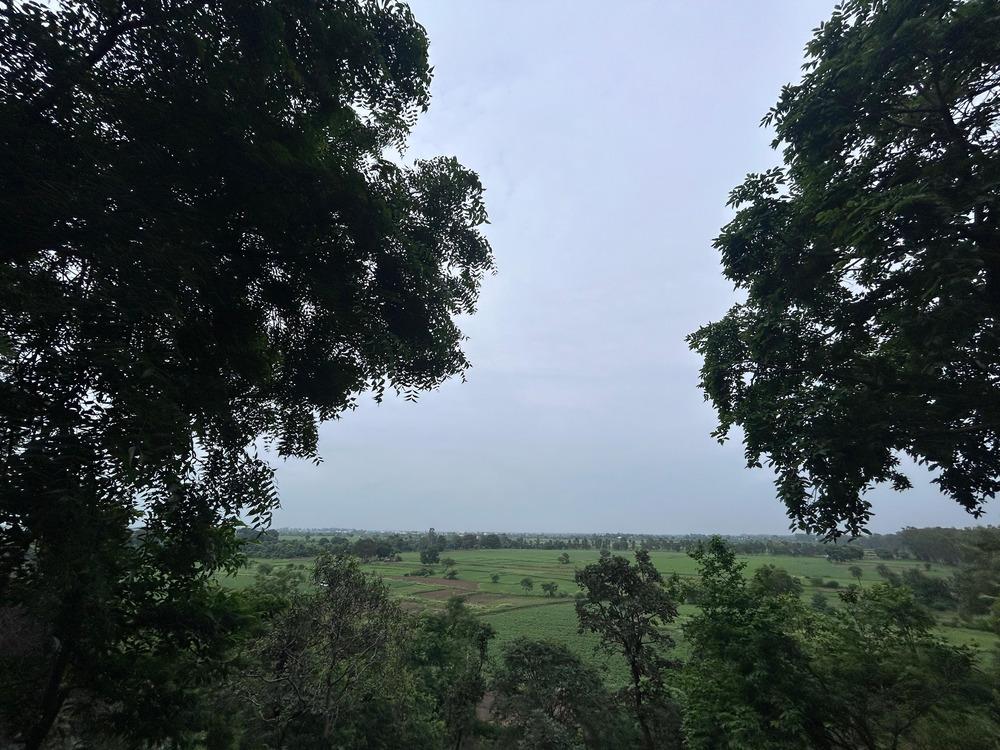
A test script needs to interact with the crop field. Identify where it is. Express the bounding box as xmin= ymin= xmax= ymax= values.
xmin=221 ymin=548 xmax=999 ymax=683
